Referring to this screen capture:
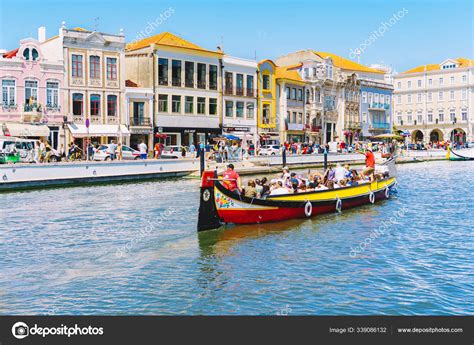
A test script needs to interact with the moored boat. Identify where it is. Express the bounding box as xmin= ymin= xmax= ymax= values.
xmin=447 ymin=147 xmax=474 ymax=161
xmin=197 ymin=158 xmax=398 ymax=231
